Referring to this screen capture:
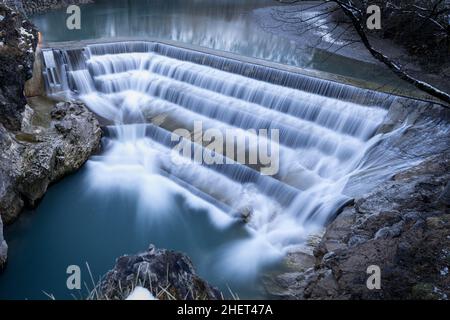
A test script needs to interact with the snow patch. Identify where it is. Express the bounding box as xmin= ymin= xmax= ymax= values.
xmin=126 ymin=286 xmax=156 ymax=300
